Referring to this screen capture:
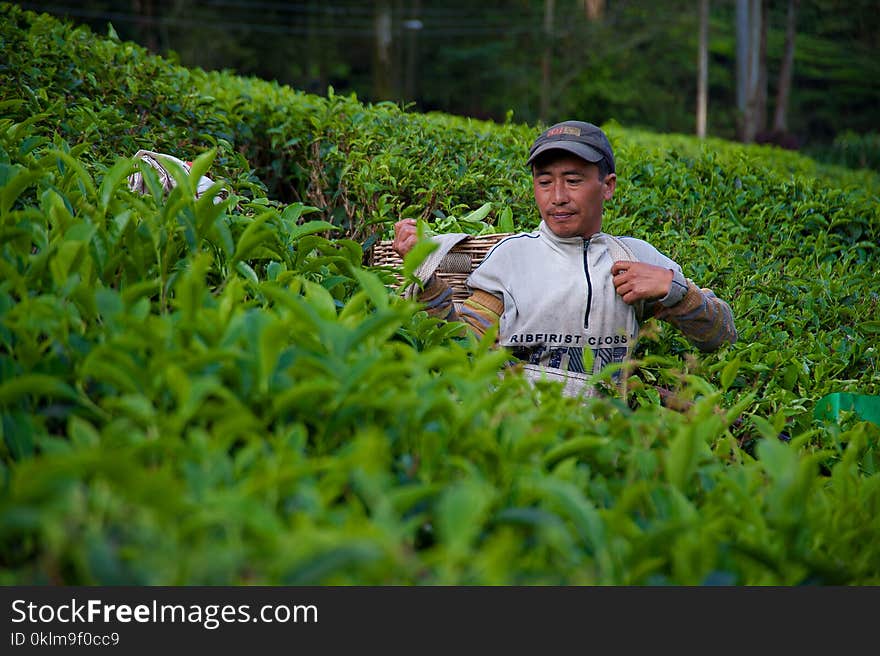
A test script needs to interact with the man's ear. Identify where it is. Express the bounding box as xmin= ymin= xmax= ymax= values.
xmin=603 ymin=173 xmax=617 ymax=199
